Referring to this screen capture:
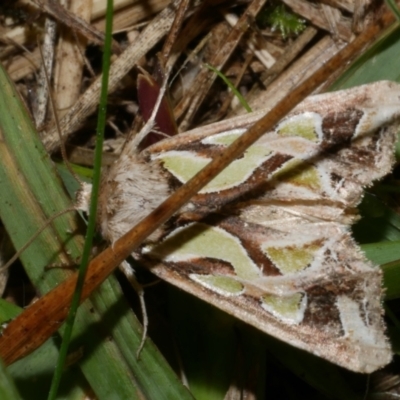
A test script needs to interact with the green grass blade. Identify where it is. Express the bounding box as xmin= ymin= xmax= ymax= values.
xmin=48 ymin=0 xmax=113 ymax=397
xmin=205 ymin=63 xmax=252 ymax=112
